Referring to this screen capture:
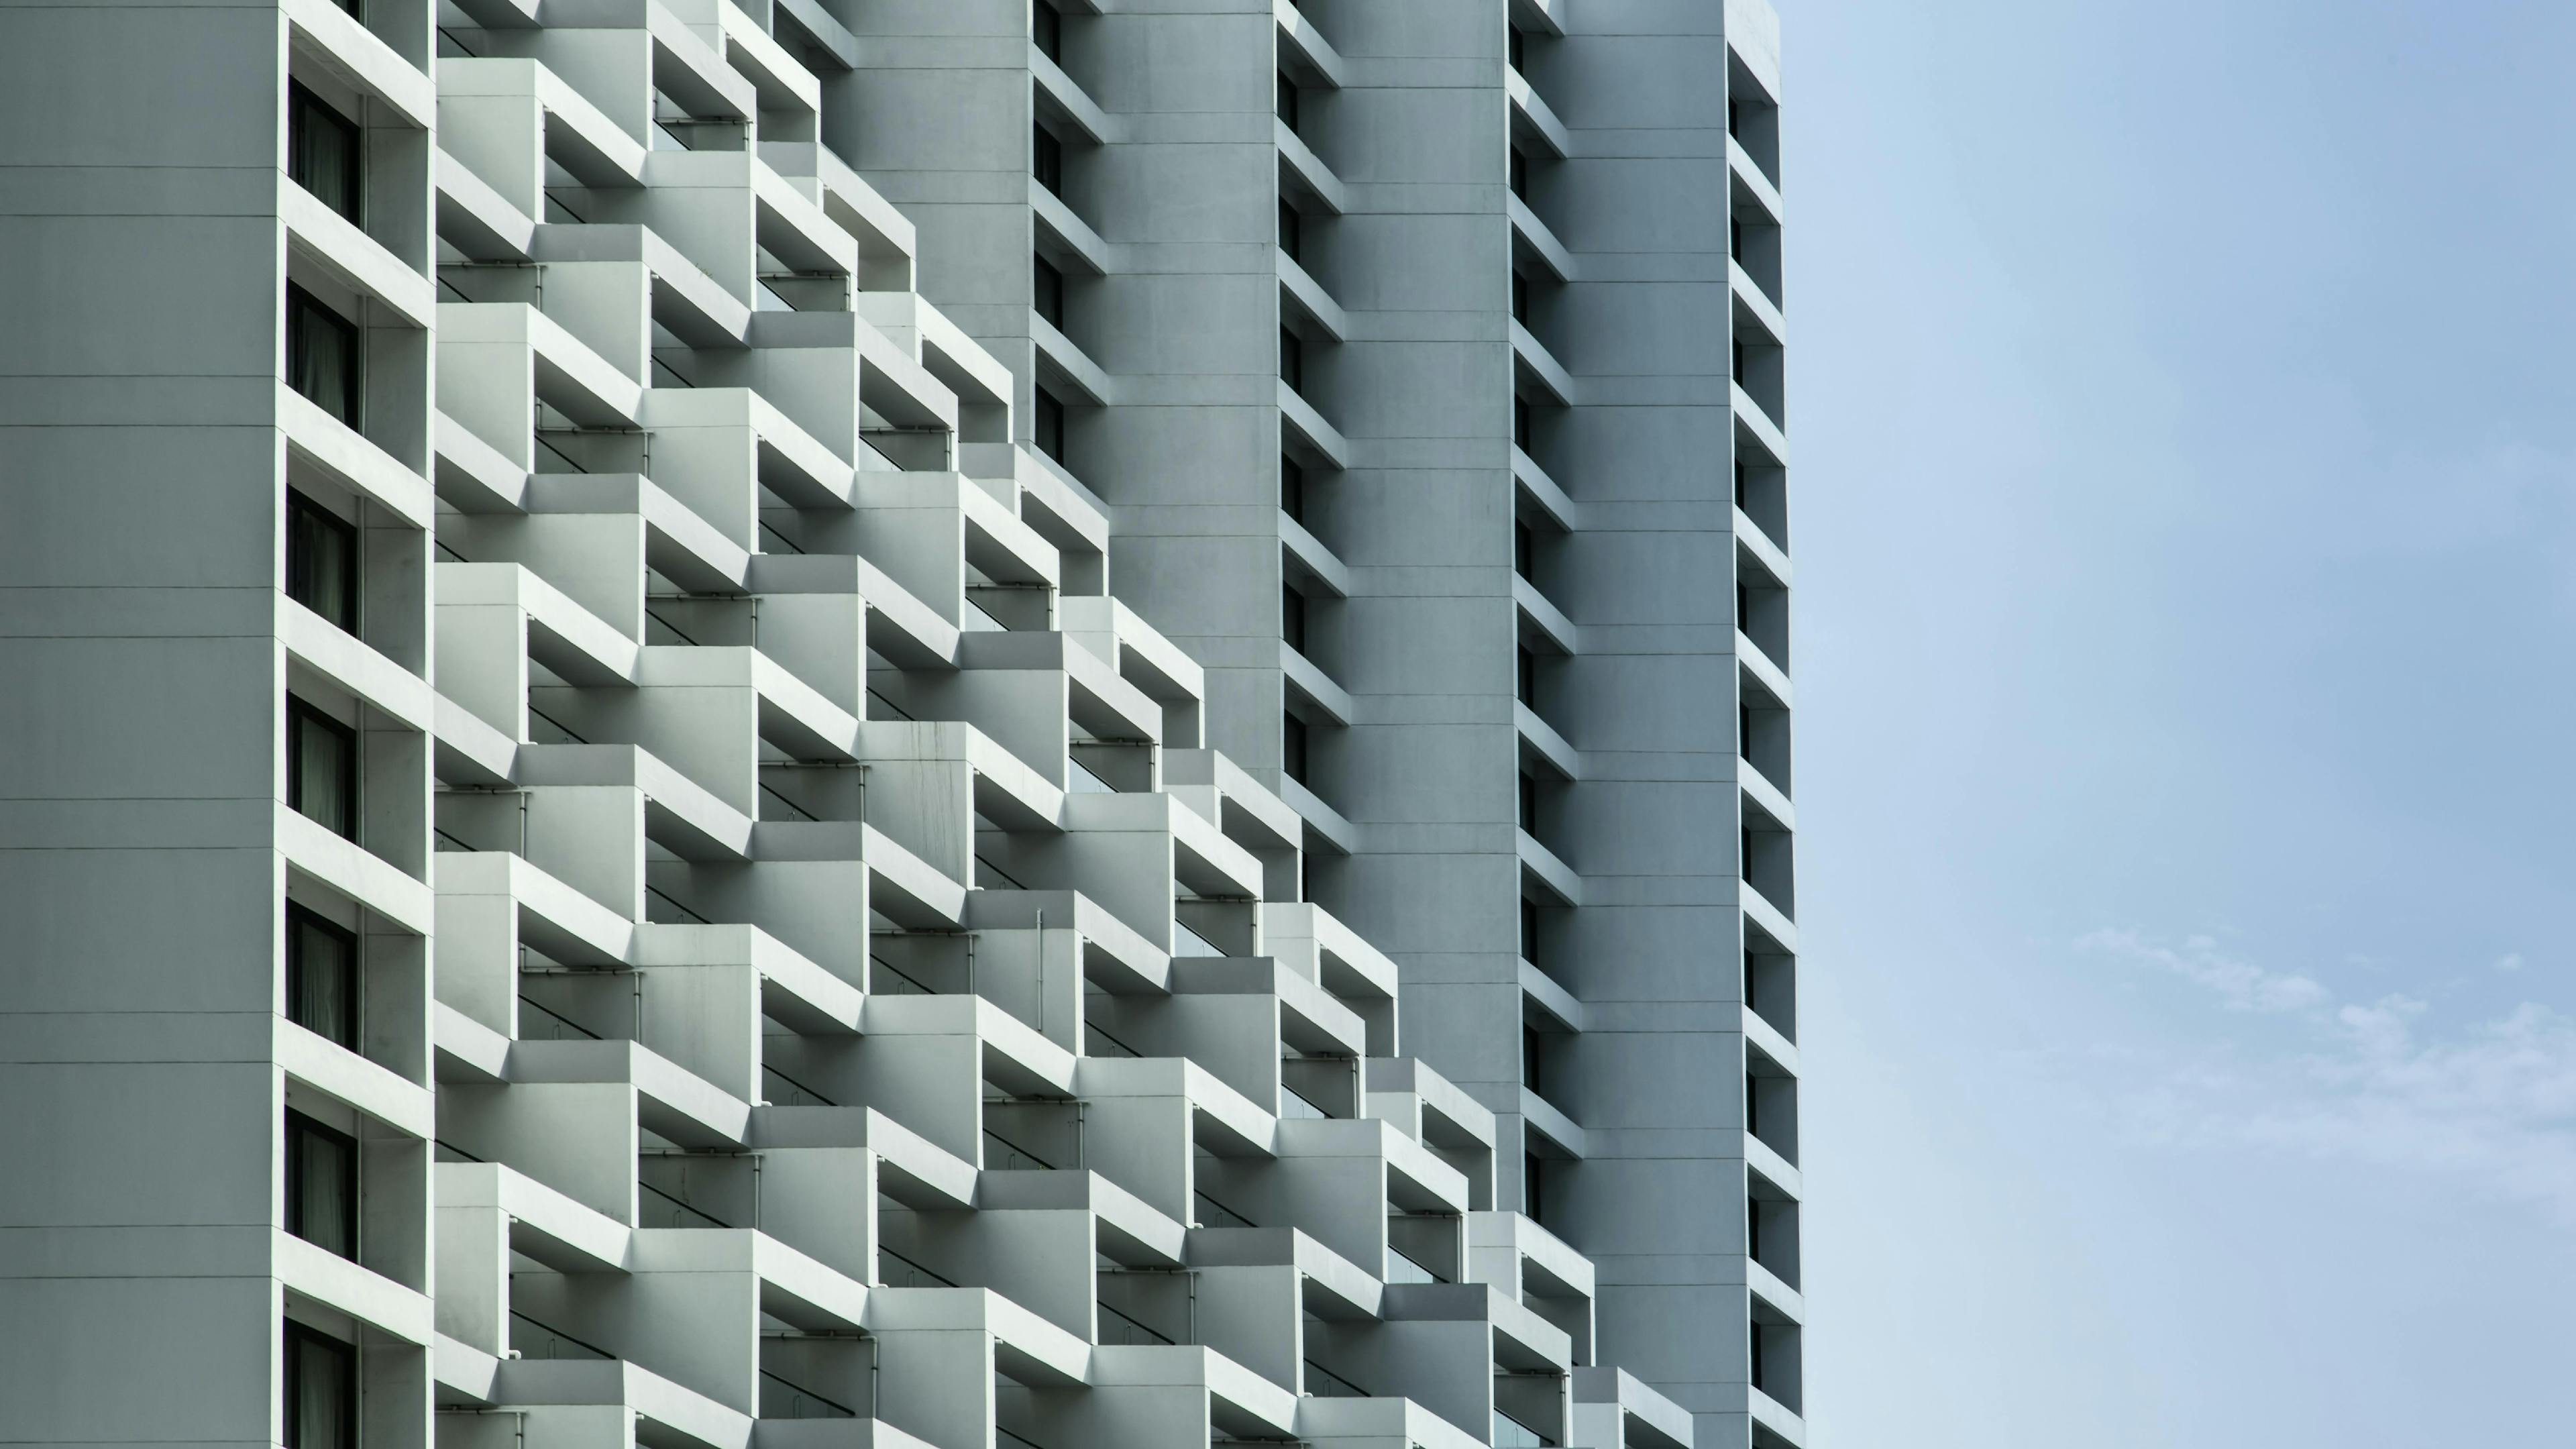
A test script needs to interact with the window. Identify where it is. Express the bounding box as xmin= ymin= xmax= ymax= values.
xmin=287 ymin=696 xmax=358 ymax=840
xmin=1523 ymin=1150 xmax=1543 ymax=1222
xmin=287 ymin=490 xmax=358 ymax=631
xmin=1730 ymin=217 xmax=1743 ymax=262
xmin=1747 ymin=1069 xmax=1759 ymax=1134
xmin=1276 ymin=71 xmax=1301 ymax=133
xmin=1508 ymin=24 xmax=1526 ymax=73
xmin=1513 ymin=395 xmax=1532 ymax=451
xmin=1034 ymin=385 xmax=1066 ymax=462
xmin=1517 ymin=645 xmax=1536 ymax=706
xmin=1523 ymin=1024 xmax=1543 ymax=1094
xmin=1514 ymin=519 xmax=1534 ymax=580
xmin=1032 ymin=253 xmax=1065 ymax=329
xmin=1277 ymin=198 xmax=1302 ymax=263
xmin=1734 ymin=458 xmax=1749 ymax=511
xmin=286 ymin=284 xmax=361 ymax=426
xmin=1748 ymin=1190 xmax=1763 ymax=1262
xmin=1032 ymin=0 xmax=1062 ymax=62
xmin=1736 ymin=580 xmax=1750 ymax=633
xmin=1509 ymin=146 xmax=1527 ymax=201
xmin=1032 ymin=122 xmax=1063 ymax=195
xmin=1279 ymin=327 xmax=1304 ymax=393
xmin=1733 ymin=335 xmax=1746 ymax=383
xmin=282 ymin=1321 xmax=356 ymax=1449
xmin=1281 ymin=583 xmax=1307 ymax=654
xmin=287 ymin=903 xmax=358 ymax=1049
xmin=1281 ymin=453 xmax=1305 ymax=523
xmin=1510 ymin=268 xmax=1529 ymax=324
xmin=1729 ymin=99 xmax=1742 ymax=141
xmin=1750 ymin=1320 xmax=1768 ymax=1394
xmin=1282 ymin=712 xmax=1309 ymax=785
xmin=1519 ymin=896 xmax=1540 ymax=965
xmin=1517 ymin=770 xmax=1537 ymax=833
xmin=288 ymin=83 xmax=362 ymax=223
xmin=285 ymin=1110 xmax=358 ymax=1259
xmin=1738 ymin=701 xmax=1752 ymax=760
